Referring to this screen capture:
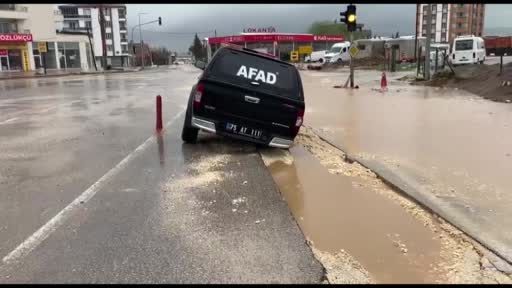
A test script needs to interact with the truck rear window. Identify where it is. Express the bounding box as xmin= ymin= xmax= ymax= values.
xmin=455 ymin=40 xmax=473 ymax=51
xmin=208 ymin=49 xmax=300 ymax=100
